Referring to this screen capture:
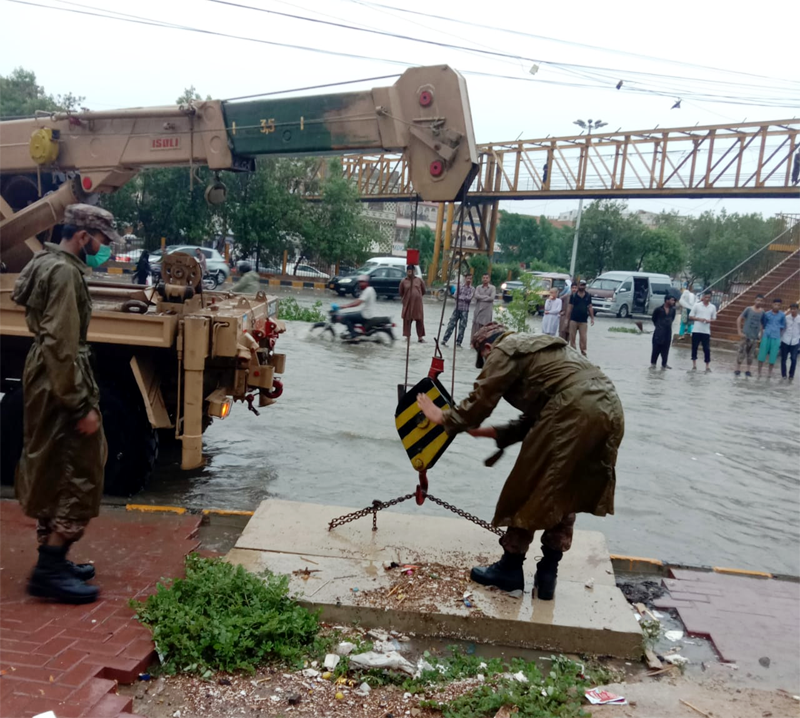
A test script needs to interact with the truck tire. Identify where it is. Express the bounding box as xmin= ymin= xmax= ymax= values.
xmin=100 ymin=386 xmax=158 ymax=497
xmin=0 ymin=389 xmax=24 ymax=486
